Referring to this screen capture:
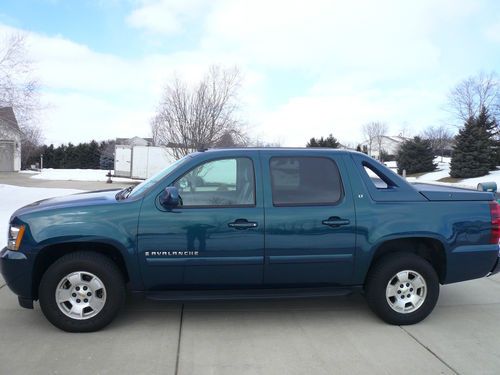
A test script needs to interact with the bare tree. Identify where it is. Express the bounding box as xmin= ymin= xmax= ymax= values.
xmin=421 ymin=125 xmax=454 ymax=161
xmin=446 ymin=71 xmax=500 ymax=126
xmin=0 ymin=32 xmax=42 ymax=167
xmin=151 ymin=65 xmax=247 ymax=159
xmin=362 ymin=121 xmax=388 ymax=159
